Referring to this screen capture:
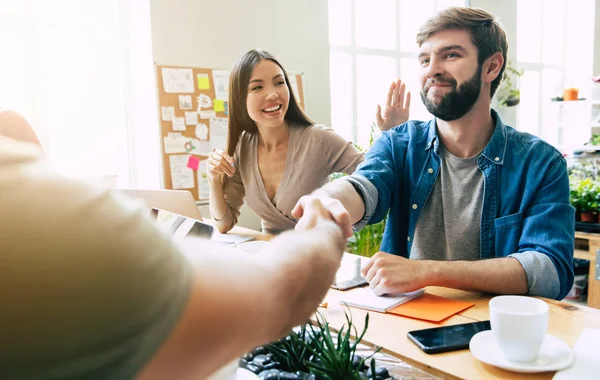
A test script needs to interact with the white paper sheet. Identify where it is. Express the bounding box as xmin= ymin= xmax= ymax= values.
xmin=179 ymin=95 xmax=192 ymax=110
xmin=196 ymin=94 xmax=213 ymax=111
xmin=553 ymin=328 xmax=600 ymax=380
xmin=185 ymin=111 xmax=198 ymax=125
xmin=196 ymin=123 xmax=209 ymax=140
xmin=199 ymin=110 xmax=216 ymax=120
xmin=212 ymin=69 xmax=230 ymax=100
xmin=198 ymin=159 xmax=209 ymax=199
xmin=169 ymin=154 xmax=194 ymax=189
xmin=164 ymin=133 xmax=210 ymax=156
xmin=161 ymin=106 xmax=175 ymax=121
xmin=195 ymin=140 xmax=211 ymax=156
xmin=194 ymin=140 xmax=211 ymax=156
xmin=162 ymin=67 xmax=194 ymax=93
xmin=210 ymin=117 xmax=228 ymax=151
xmin=172 ymin=116 xmax=186 ymax=131
xmin=164 ymin=133 xmax=185 ymax=153
xmin=288 ymin=74 xmax=301 ymax=104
